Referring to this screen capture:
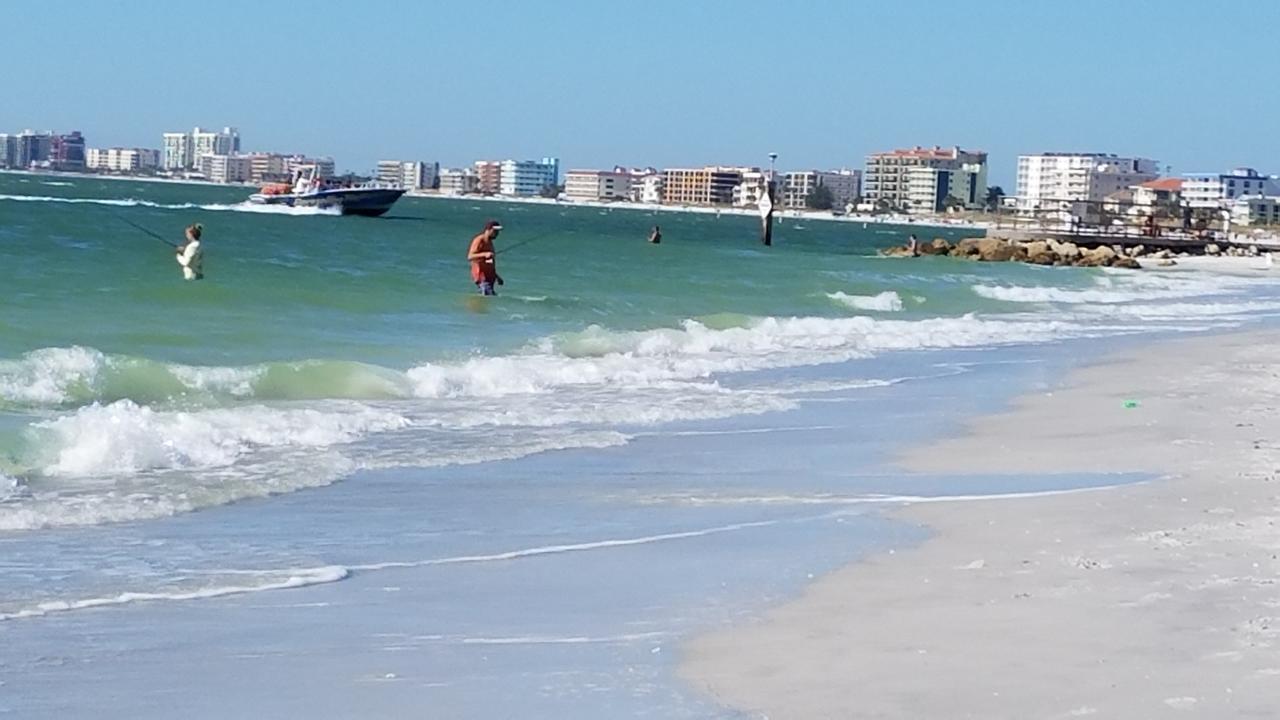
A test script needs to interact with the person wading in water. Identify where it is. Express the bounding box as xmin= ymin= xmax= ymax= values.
xmin=467 ymin=220 xmax=505 ymax=295
xmin=175 ymin=223 xmax=204 ymax=280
